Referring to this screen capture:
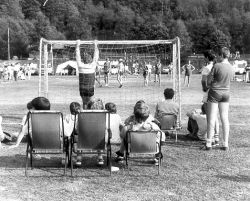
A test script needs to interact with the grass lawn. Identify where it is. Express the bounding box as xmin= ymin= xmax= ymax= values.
xmin=0 ymin=74 xmax=249 ymax=201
